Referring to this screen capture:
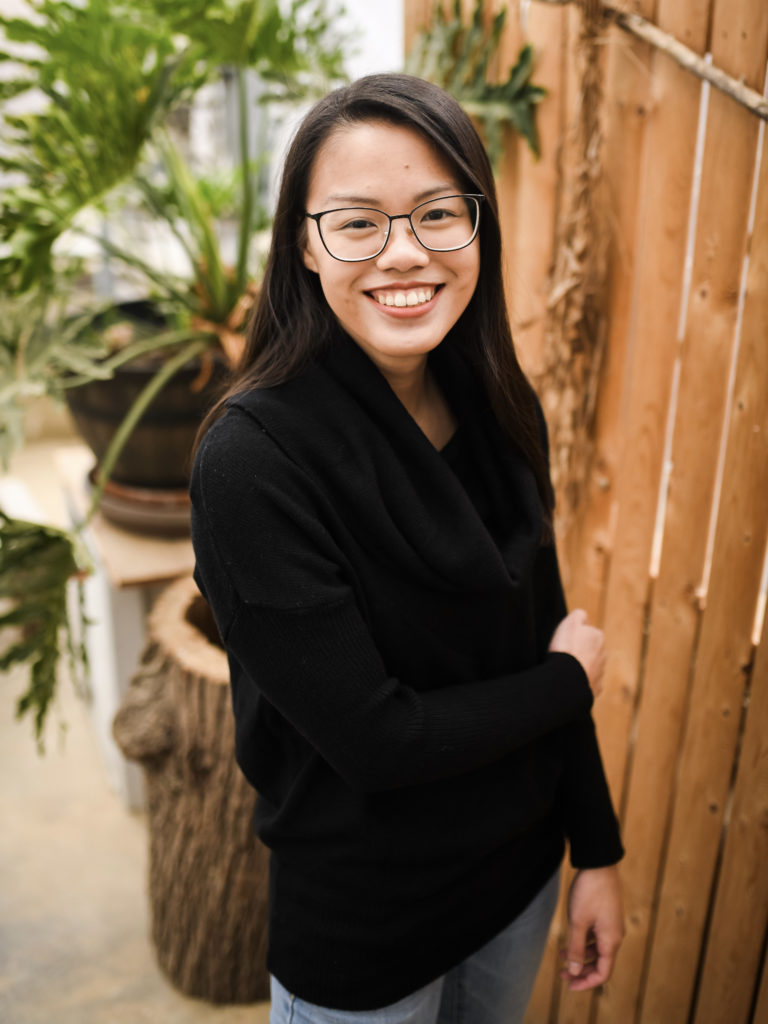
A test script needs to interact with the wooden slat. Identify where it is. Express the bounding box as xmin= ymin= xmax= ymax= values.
xmin=502 ymin=5 xmax=578 ymax=1023
xmin=591 ymin=2 xmax=714 ymax=1018
xmin=553 ymin=1 xmax=615 ymax=619
xmin=558 ymin=0 xmax=657 ymax=620
xmin=403 ymin=0 xmax=435 ymax=51
xmin=553 ymin=9 xmax=657 ymax=1024
xmin=692 ymin=605 xmax=768 ymax=1024
xmin=528 ymin=8 xmax=615 ymax=1023
xmin=498 ymin=1 xmax=565 ymax=381
xmin=684 ymin=143 xmax=768 ymax=1024
xmin=548 ymin=2 xmax=663 ymax=1024
xmin=639 ymin=5 xmax=768 ymax=1013
xmin=754 ymin=951 xmax=768 ymax=1024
